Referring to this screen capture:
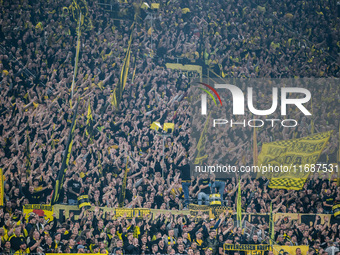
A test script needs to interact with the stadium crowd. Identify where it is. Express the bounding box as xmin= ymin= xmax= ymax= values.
xmin=0 ymin=0 xmax=340 ymax=253
xmin=0 ymin=205 xmax=340 ymax=254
